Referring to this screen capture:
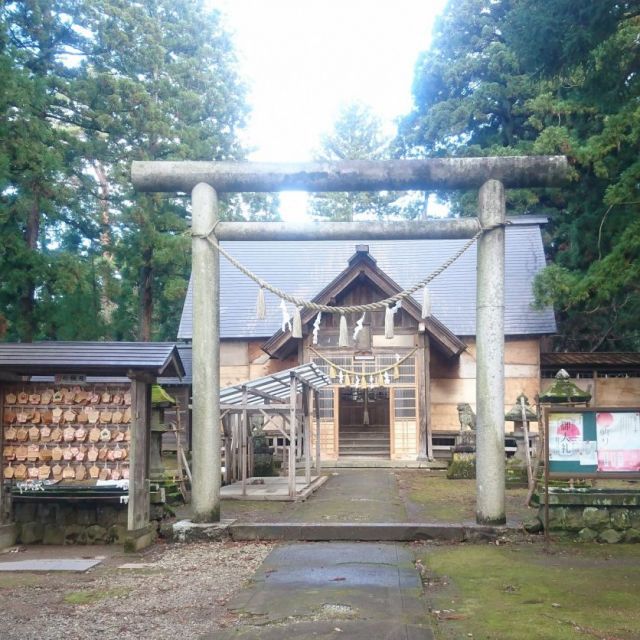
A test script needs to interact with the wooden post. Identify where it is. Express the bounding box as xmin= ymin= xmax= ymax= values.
xmin=0 ymin=384 xmax=6 ymax=524
xmin=314 ymin=390 xmax=322 ymax=475
xmin=288 ymin=372 xmax=296 ymax=498
xmin=241 ymin=387 xmax=248 ymax=497
xmin=233 ymin=414 xmax=240 ymax=483
xmin=304 ymin=388 xmax=311 ymax=483
xmin=520 ymin=396 xmax=534 ymax=493
xmin=128 ymin=376 xmax=151 ymax=533
xmin=475 ymin=179 xmax=506 ymax=525
xmin=222 ymin=415 xmax=232 ymax=485
xmin=191 ymin=182 xmax=221 ymax=522
xmin=425 ymin=334 xmax=433 ymax=460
